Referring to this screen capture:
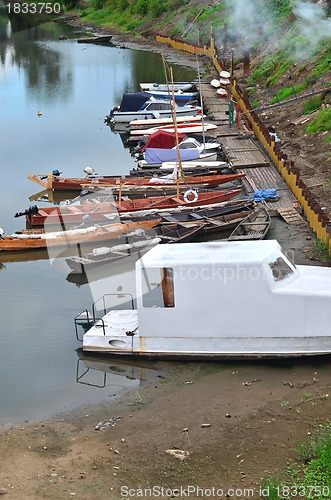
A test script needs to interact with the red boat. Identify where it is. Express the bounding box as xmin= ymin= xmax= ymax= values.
xmin=22 ymin=189 xmax=242 ymax=226
xmin=28 ymin=172 xmax=245 ymax=191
